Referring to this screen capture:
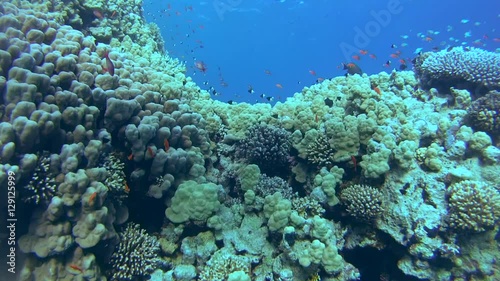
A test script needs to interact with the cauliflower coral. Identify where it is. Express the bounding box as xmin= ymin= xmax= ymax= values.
xmin=447 ymin=180 xmax=500 ymax=232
